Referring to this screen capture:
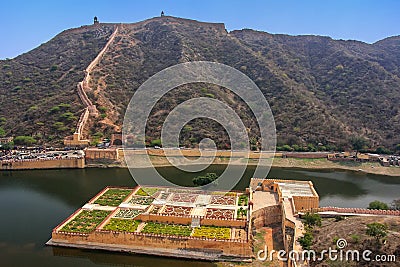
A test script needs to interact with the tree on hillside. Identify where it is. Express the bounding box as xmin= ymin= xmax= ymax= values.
xmin=14 ymin=136 xmax=36 ymax=146
xmin=0 ymin=127 xmax=5 ymax=137
xmin=366 ymin=222 xmax=387 ymax=242
xmin=302 ymin=212 xmax=322 ymax=227
xmin=368 ymin=200 xmax=389 ymax=210
xmin=350 ymin=136 xmax=368 ymax=152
